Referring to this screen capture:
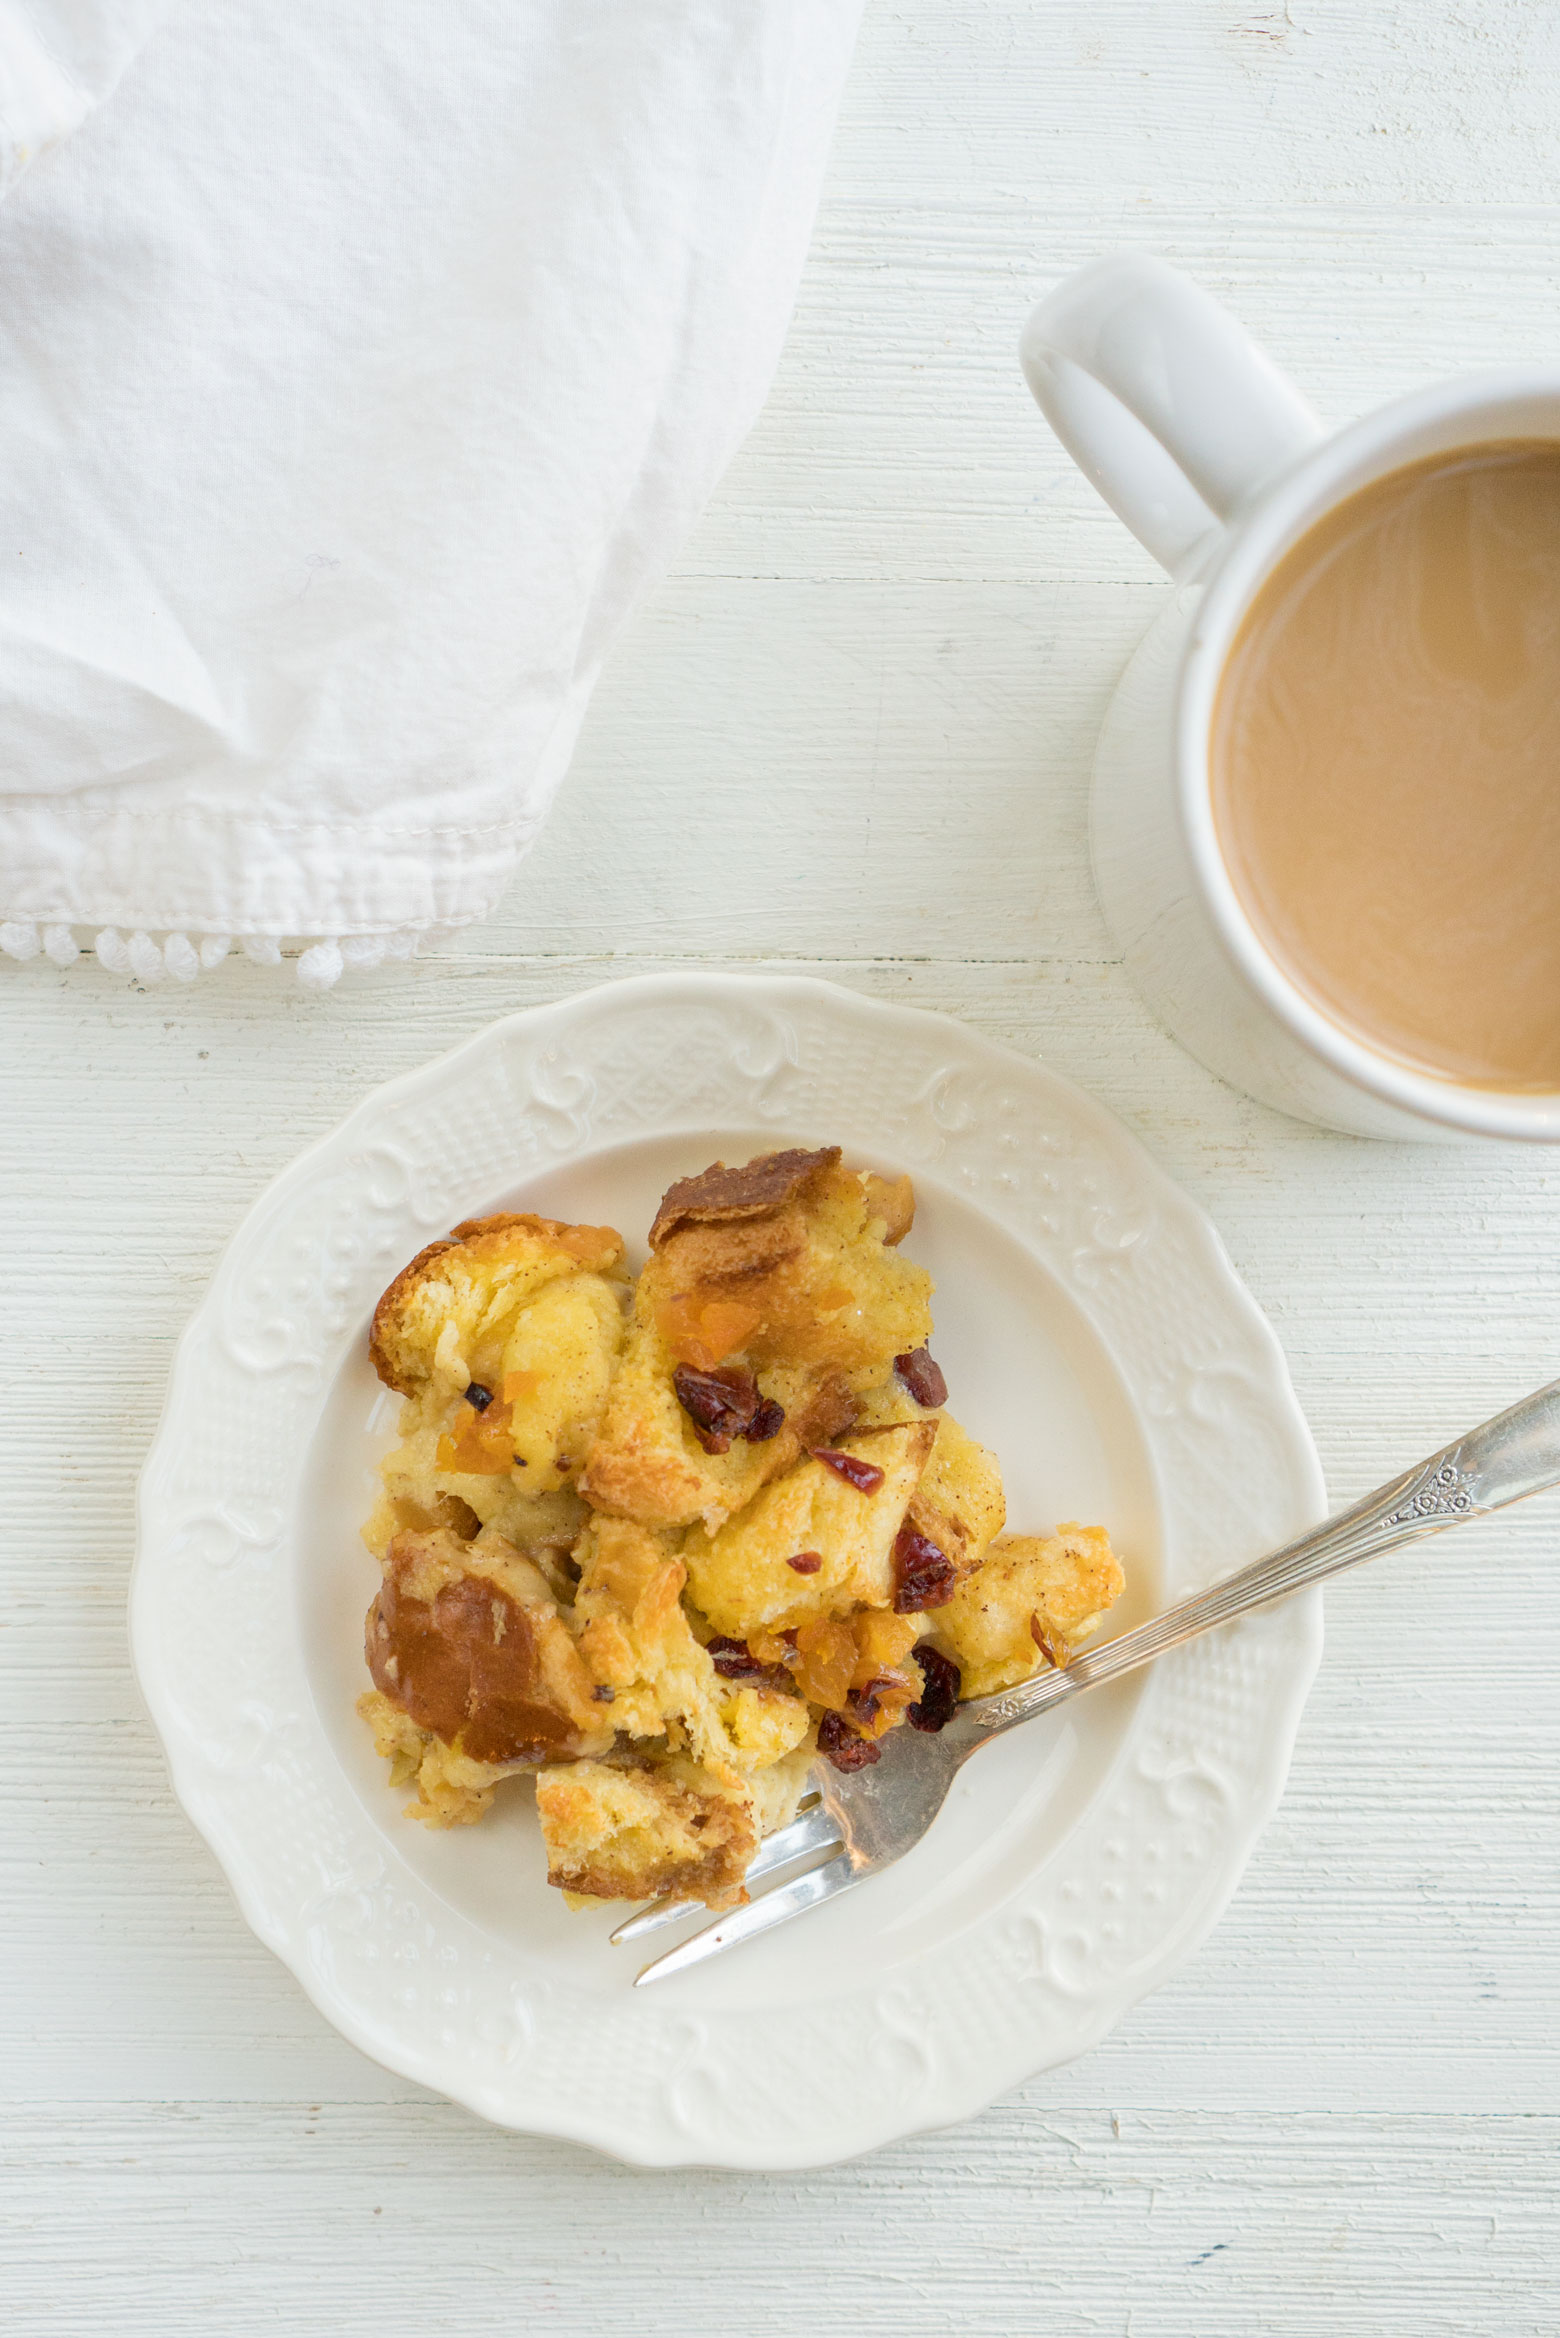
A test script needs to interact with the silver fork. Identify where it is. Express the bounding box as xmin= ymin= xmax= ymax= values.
xmin=618 ymin=1373 xmax=1560 ymax=1985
